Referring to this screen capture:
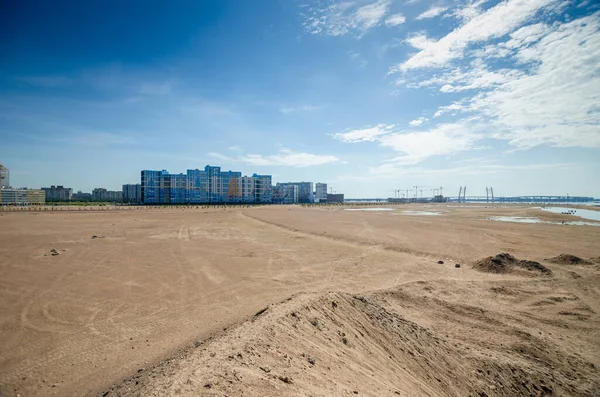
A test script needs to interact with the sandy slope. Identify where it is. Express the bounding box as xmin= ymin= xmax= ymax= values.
xmin=0 ymin=204 xmax=599 ymax=396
